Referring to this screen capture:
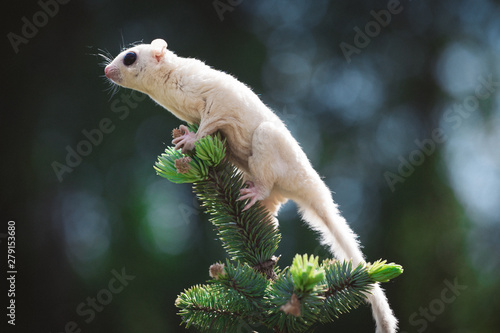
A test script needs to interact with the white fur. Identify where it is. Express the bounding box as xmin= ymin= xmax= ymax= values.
xmin=105 ymin=39 xmax=398 ymax=332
